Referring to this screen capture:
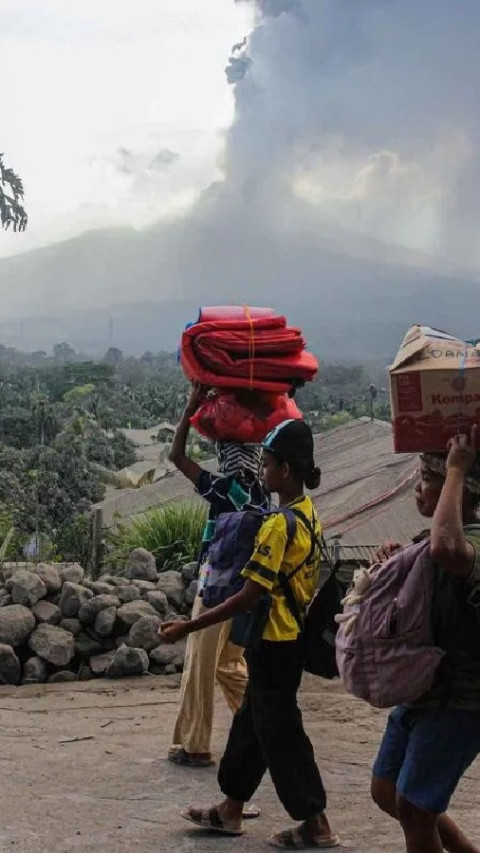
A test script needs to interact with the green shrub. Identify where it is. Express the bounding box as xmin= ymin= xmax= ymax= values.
xmin=104 ymin=501 xmax=206 ymax=574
